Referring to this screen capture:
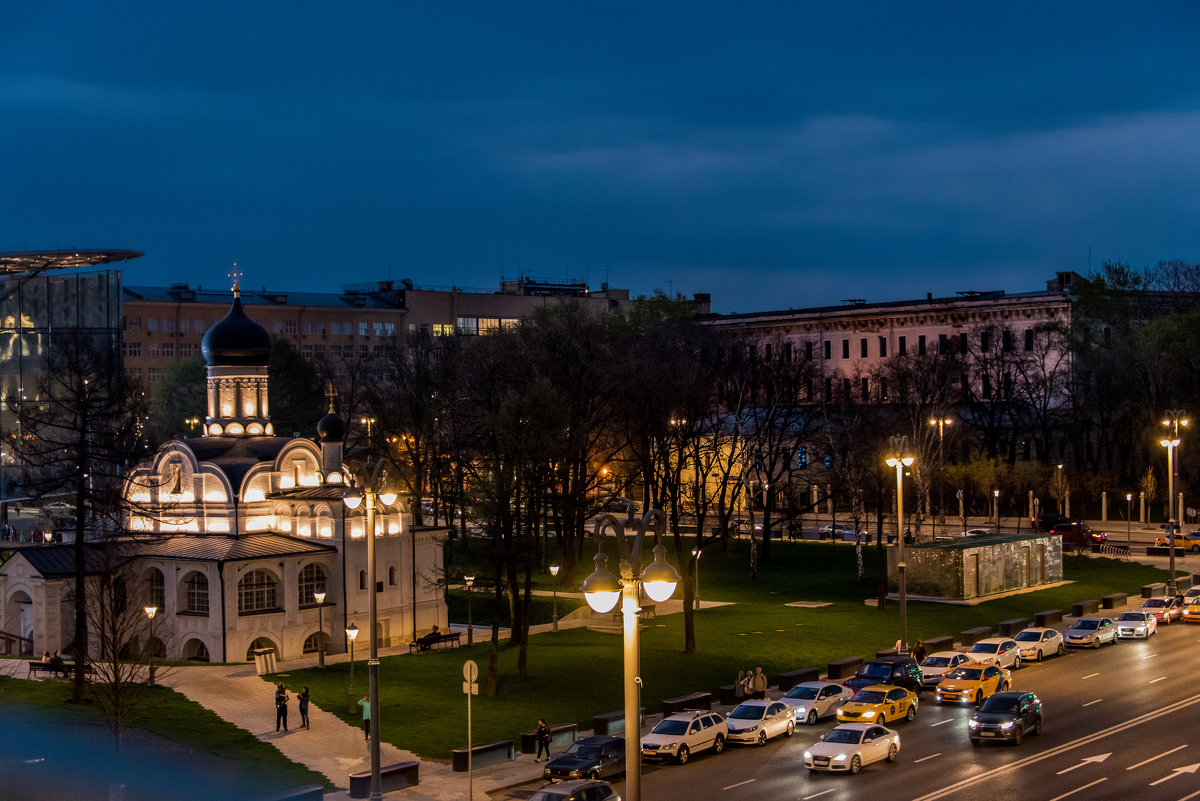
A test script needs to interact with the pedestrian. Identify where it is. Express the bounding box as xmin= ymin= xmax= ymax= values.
xmin=912 ymin=640 xmax=927 ymax=663
xmin=742 ymin=667 xmax=754 ymax=698
xmin=359 ymin=694 xmax=371 ymax=740
xmin=535 ymin=718 xmax=551 ymax=762
xmin=275 ymin=684 xmax=289 ymax=732
xmin=734 ymin=670 xmax=745 ymax=701
xmin=752 ymin=667 xmax=767 ymax=700
xmin=298 ymin=686 xmax=310 ymax=729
